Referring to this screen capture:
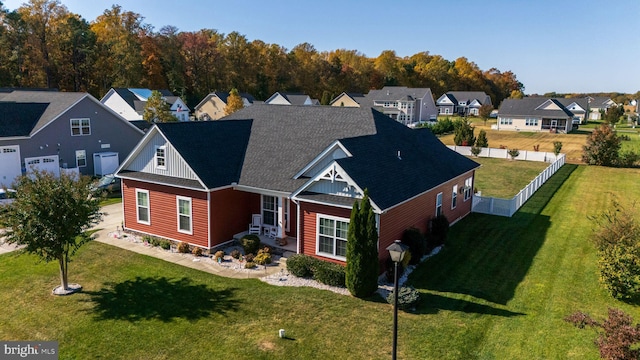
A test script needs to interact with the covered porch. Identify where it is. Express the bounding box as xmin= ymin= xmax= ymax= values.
xmin=541 ymin=118 xmax=568 ymax=133
xmin=233 ymin=230 xmax=298 ymax=254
